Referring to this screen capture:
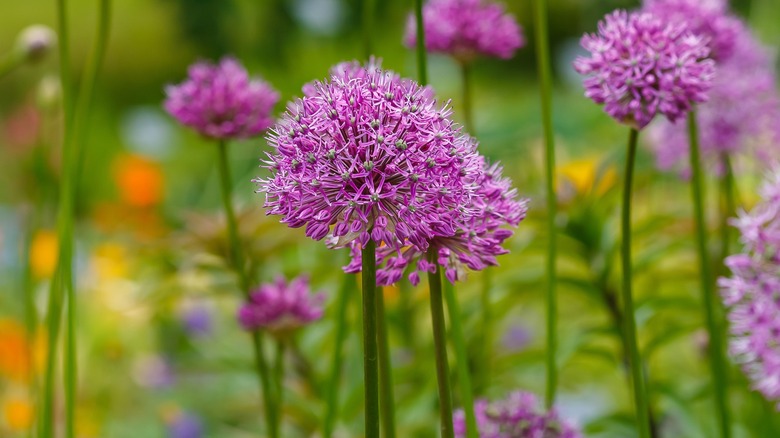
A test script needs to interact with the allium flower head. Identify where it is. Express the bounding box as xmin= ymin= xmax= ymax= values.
xmin=345 ymin=158 xmax=526 ymax=285
xmin=649 ymin=28 xmax=780 ymax=176
xmin=258 ymin=60 xmax=481 ymax=252
xmin=574 ymin=10 xmax=715 ymax=129
xmin=720 ymin=168 xmax=780 ymax=407
xmin=453 ymin=391 xmax=582 ymax=438
xmin=164 ymin=57 xmax=279 ymax=139
xmin=237 ymin=276 xmax=325 ymax=336
xmin=15 ymin=25 xmax=56 ymax=63
xmin=404 ymin=0 xmax=524 ymax=63
xmin=642 ymin=0 xmax=744 ymax=62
